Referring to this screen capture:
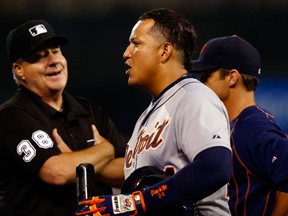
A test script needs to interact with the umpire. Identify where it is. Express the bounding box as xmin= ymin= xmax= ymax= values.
xmin=0 ymin=20 xmax=127 ymax=216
